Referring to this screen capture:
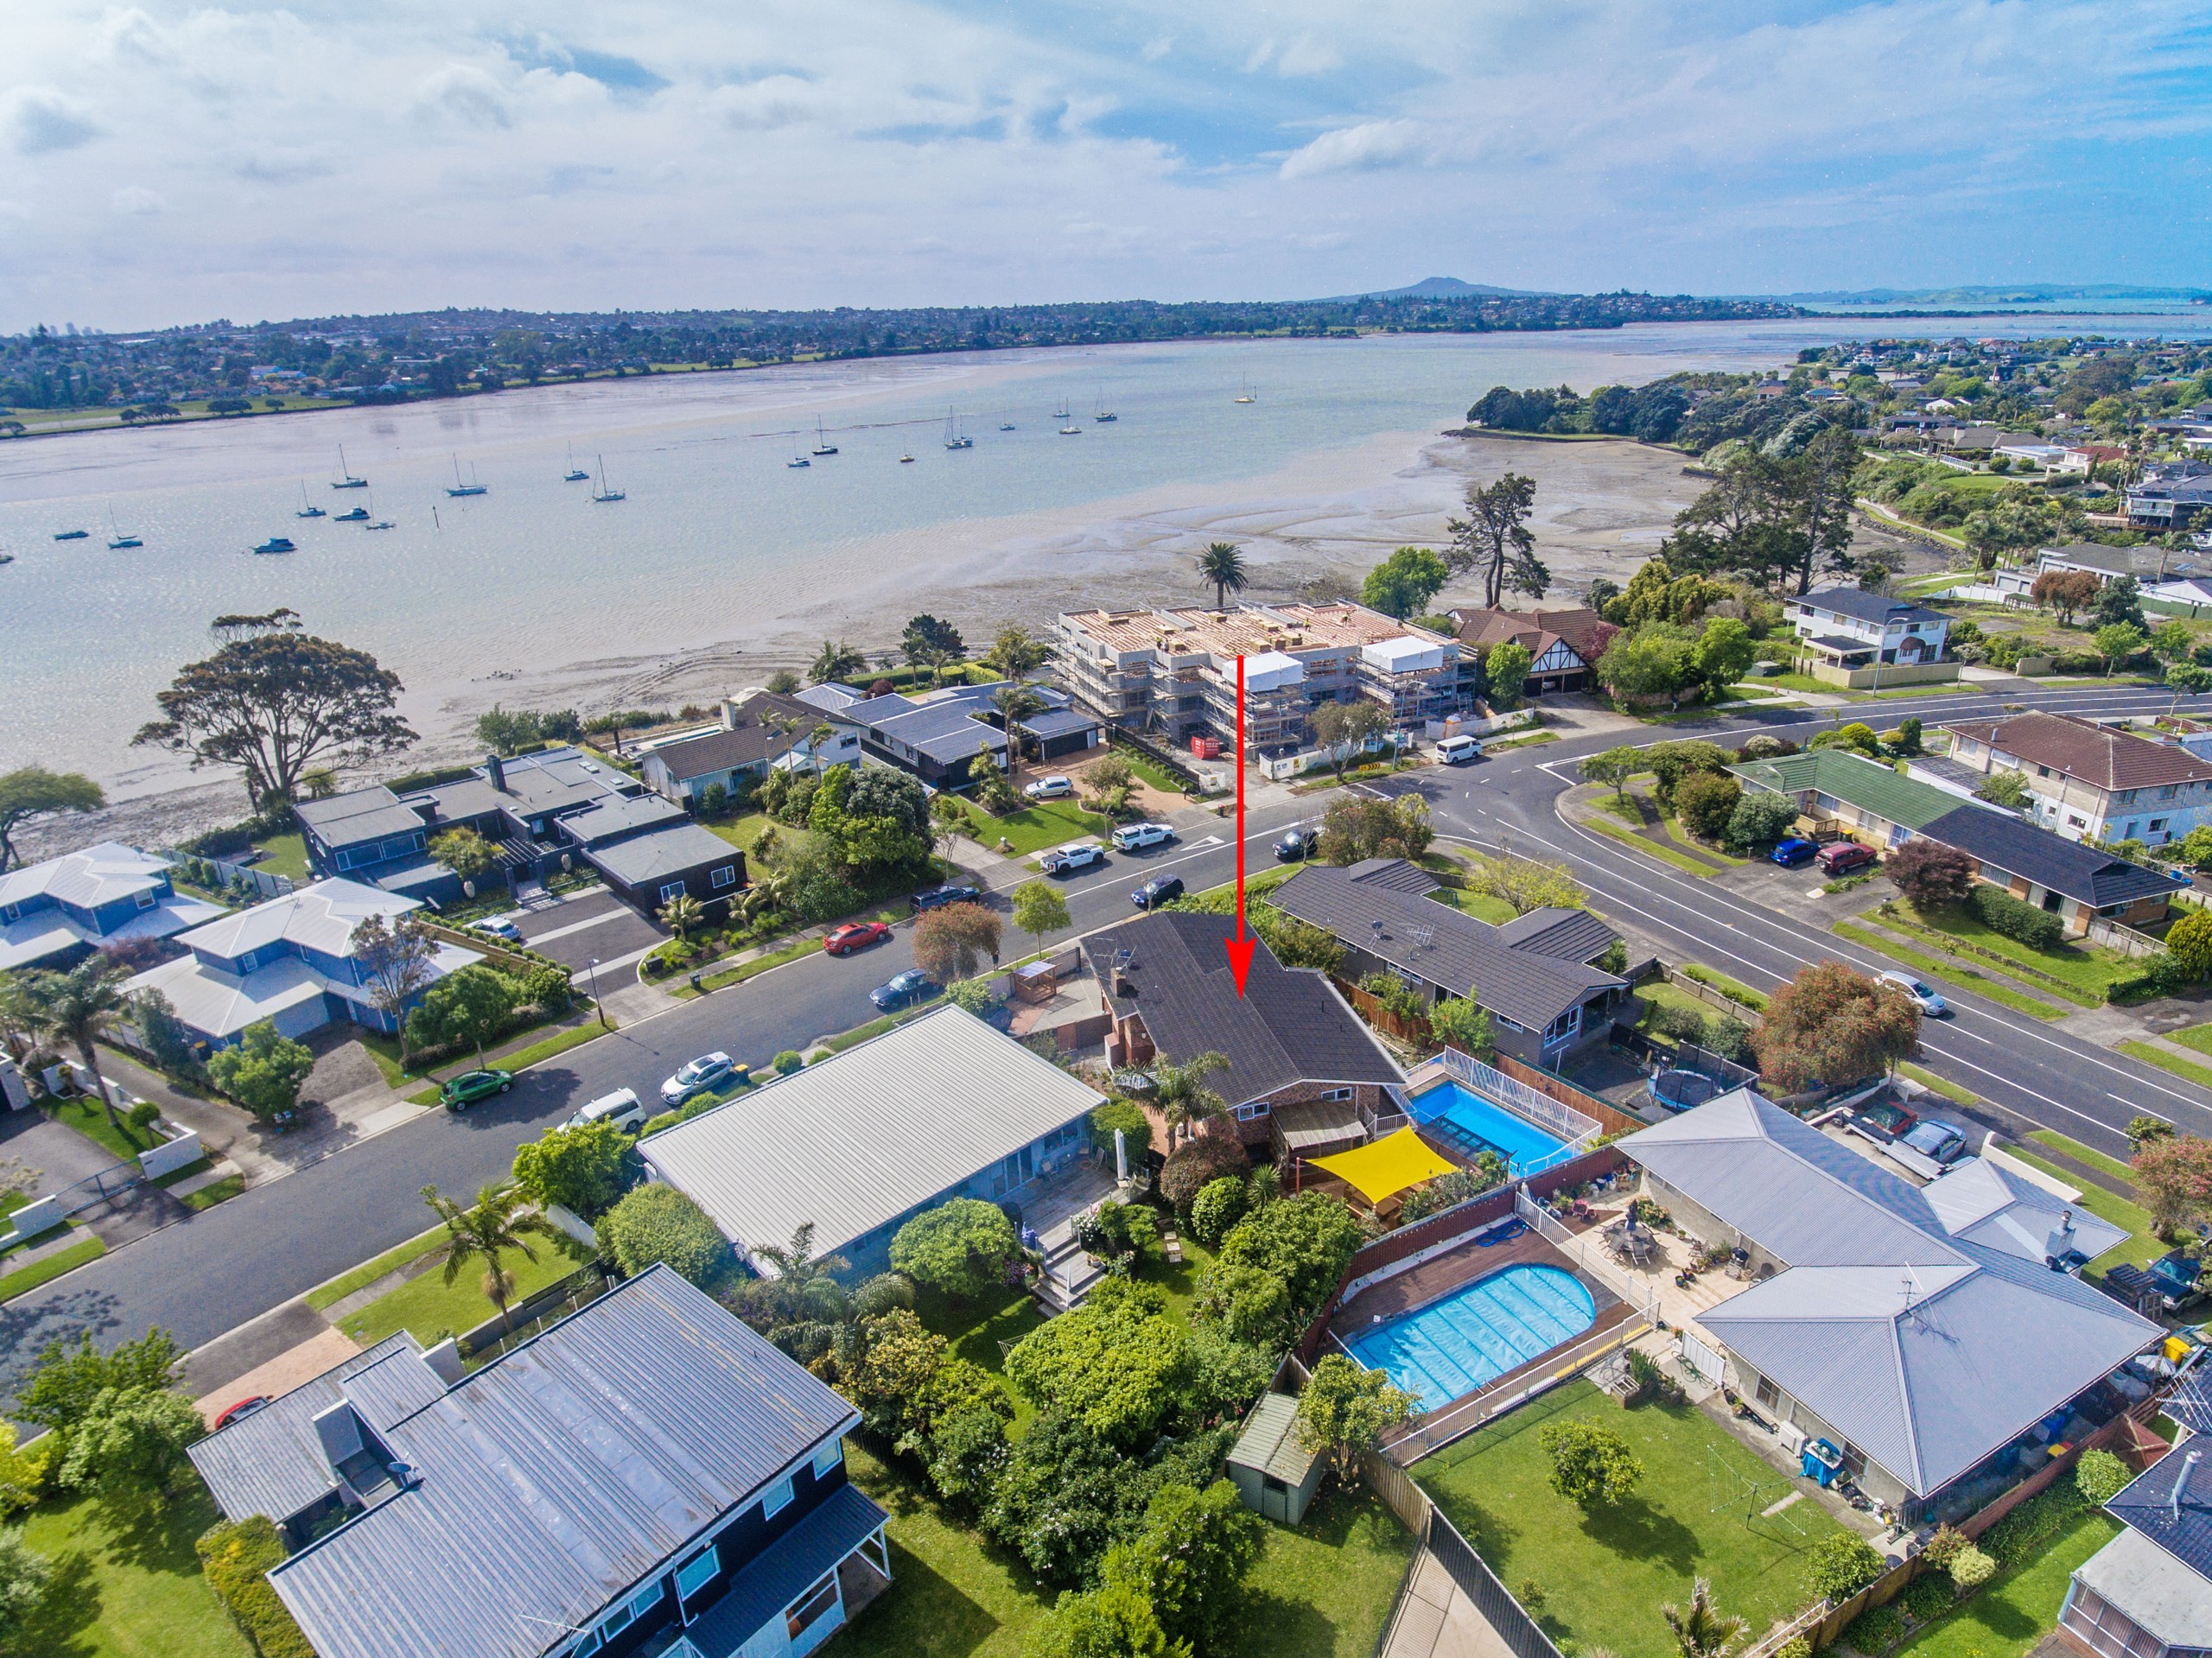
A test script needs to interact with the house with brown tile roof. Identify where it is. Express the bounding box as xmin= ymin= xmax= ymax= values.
xmin=1444 ymin=606 xmax=1616 ymax=695
xmin=1938 ymin=711 xmax=2212 ymax=848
